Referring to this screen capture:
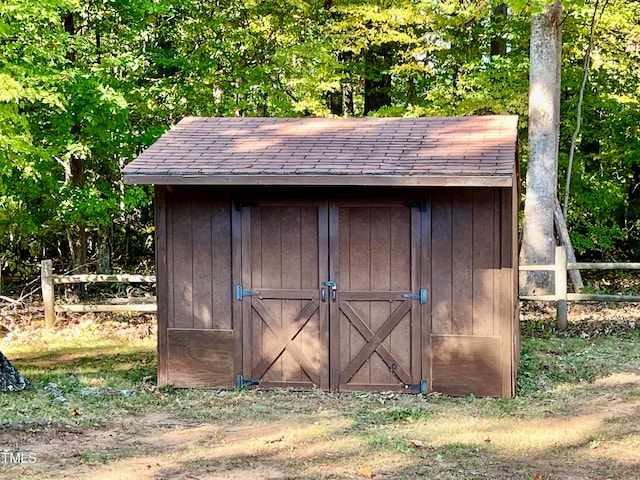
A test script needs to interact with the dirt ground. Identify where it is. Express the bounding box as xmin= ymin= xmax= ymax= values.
xmin=1 ymin=303 xmax=639 ymax=479
xmin=1 ymin=375 xmax=640 ymax=480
